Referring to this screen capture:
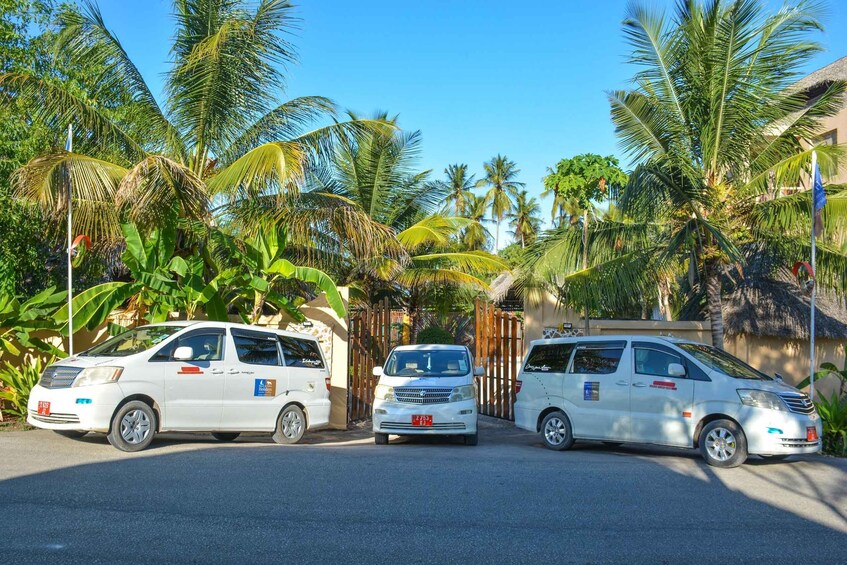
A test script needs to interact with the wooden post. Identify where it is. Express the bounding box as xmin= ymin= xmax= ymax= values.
xmin=509 ymin=314 xmax=518 ymax=421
